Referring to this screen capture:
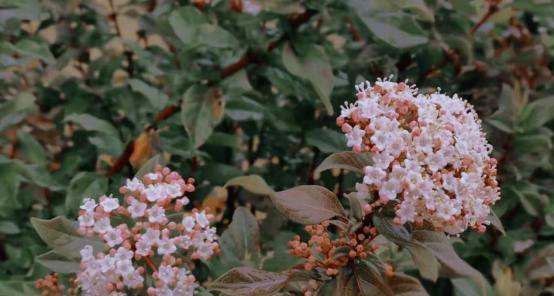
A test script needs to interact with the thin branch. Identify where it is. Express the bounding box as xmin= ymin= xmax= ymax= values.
xmin=345 ymin=17 xmax=363 ymax=43
xmin=470 ymin=0 xmax=502 ymax=35
xmin=107 ymin=9 xmax=318 ymax=176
